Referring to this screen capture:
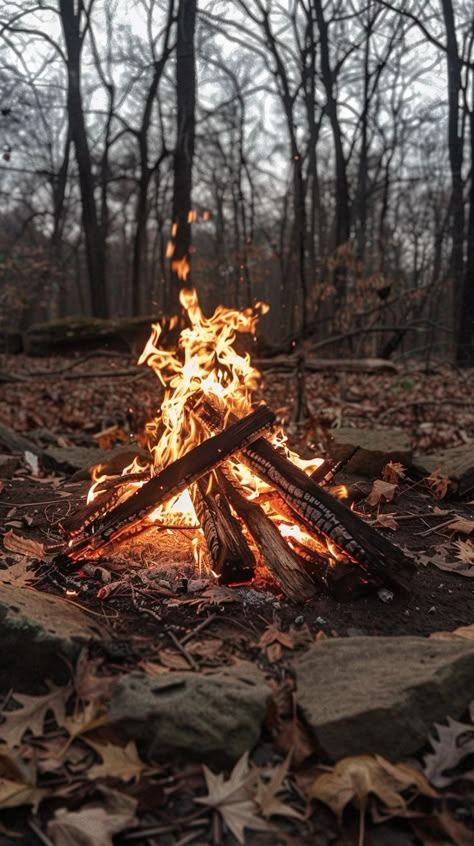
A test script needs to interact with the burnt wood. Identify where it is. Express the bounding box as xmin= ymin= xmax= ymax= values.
xmin=67 ymin=404 xmax=275 ymax=556
xmin=219 ymin=471 xmax=316 ymax=601
xmin=192 ymin=473 xmax=256 ymax=584
xmin=195 ymin=397 xmax=413 ymax=593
